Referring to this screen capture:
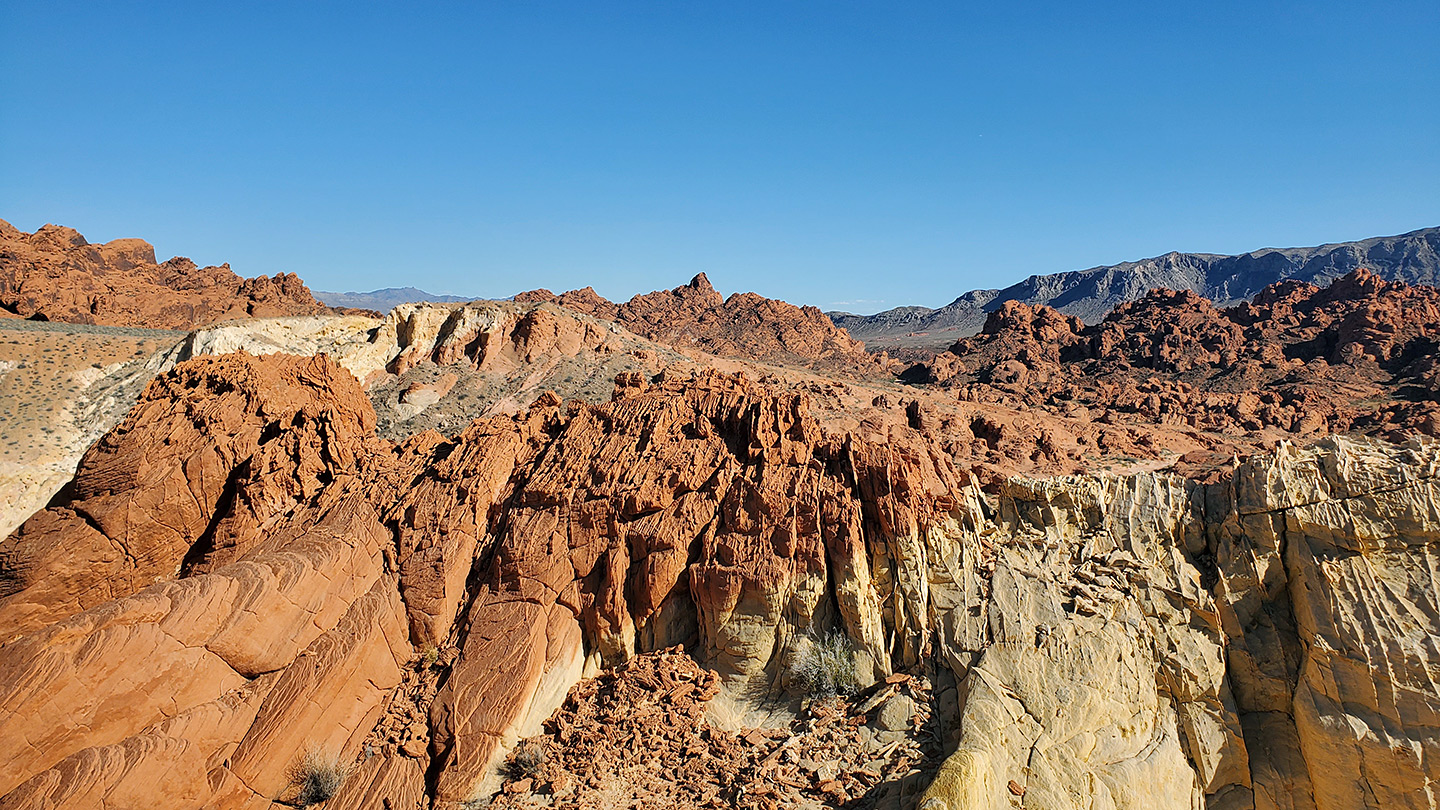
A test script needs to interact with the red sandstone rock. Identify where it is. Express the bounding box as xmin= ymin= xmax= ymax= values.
xmin=519 ymin=273 xmax=885 ymax=372
xmin=906 ymin=270 xmax=1440 ymax=452
xmin=515 ymin=285 xmax=620 ymax=321
xmin=0 ymin=352 xmax=378 ymax=640
xmin=0 ymin=219 xmax=330 ymax=329
xmin=0 ymin=350 xmax=970 ymax=807
xmin=8 ymin=267 xmax=1440 ymax=808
